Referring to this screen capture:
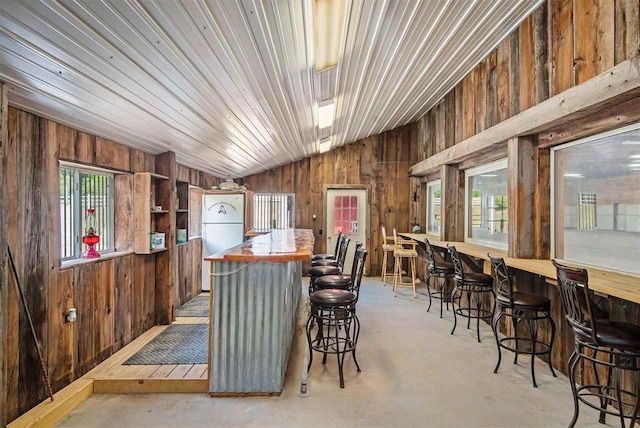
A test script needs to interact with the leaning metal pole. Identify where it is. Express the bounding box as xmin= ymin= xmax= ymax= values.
xmin=7 ymin=245 xmax=54 ymax=402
